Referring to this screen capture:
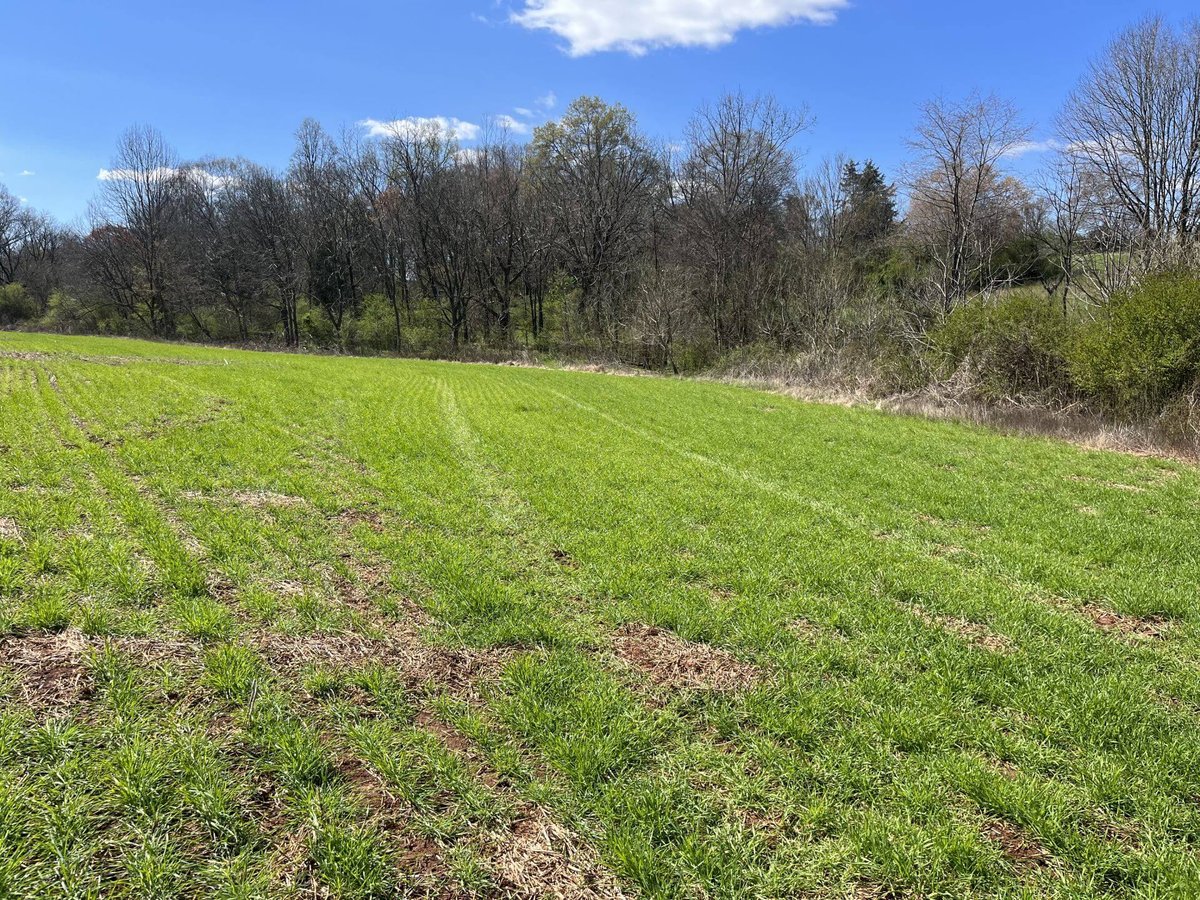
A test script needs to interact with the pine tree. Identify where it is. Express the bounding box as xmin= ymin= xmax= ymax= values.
xmin=840 ymin=159 xmax=897 ymax=248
